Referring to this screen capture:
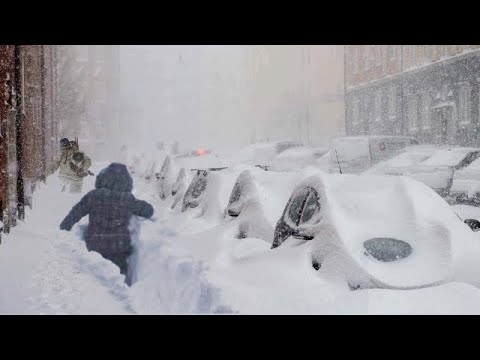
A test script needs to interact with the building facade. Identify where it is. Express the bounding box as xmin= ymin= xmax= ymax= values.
xmin=345 ymin=45 xmax=480 ymax=146
xmin=246 ymin=45 xmax=345 ymax=146
xmin=0 ymin=45 xmax=57 ymax=239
